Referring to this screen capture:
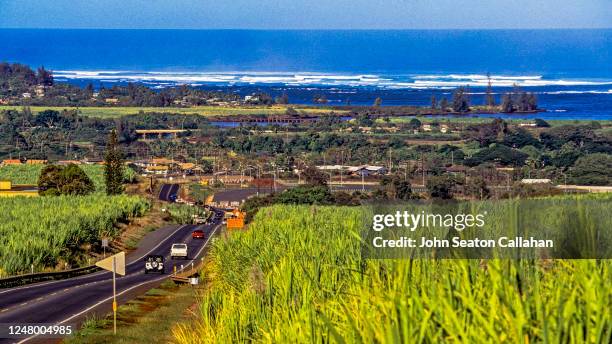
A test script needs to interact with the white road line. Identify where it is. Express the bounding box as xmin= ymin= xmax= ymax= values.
xmin=0 ymin=225 xmax=189 ymax=295
xmin=194 ymin=224 xmax=221 ymax=259
xmin=18 ymin=222 xmax=219 ymax=344
xmin=16 ymin=275 xmax=167 ymax=344
xmin=2 ymin=224 xmax=202 ymax=314
xmin=132 ymin=224 xmax=190 ymax=262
